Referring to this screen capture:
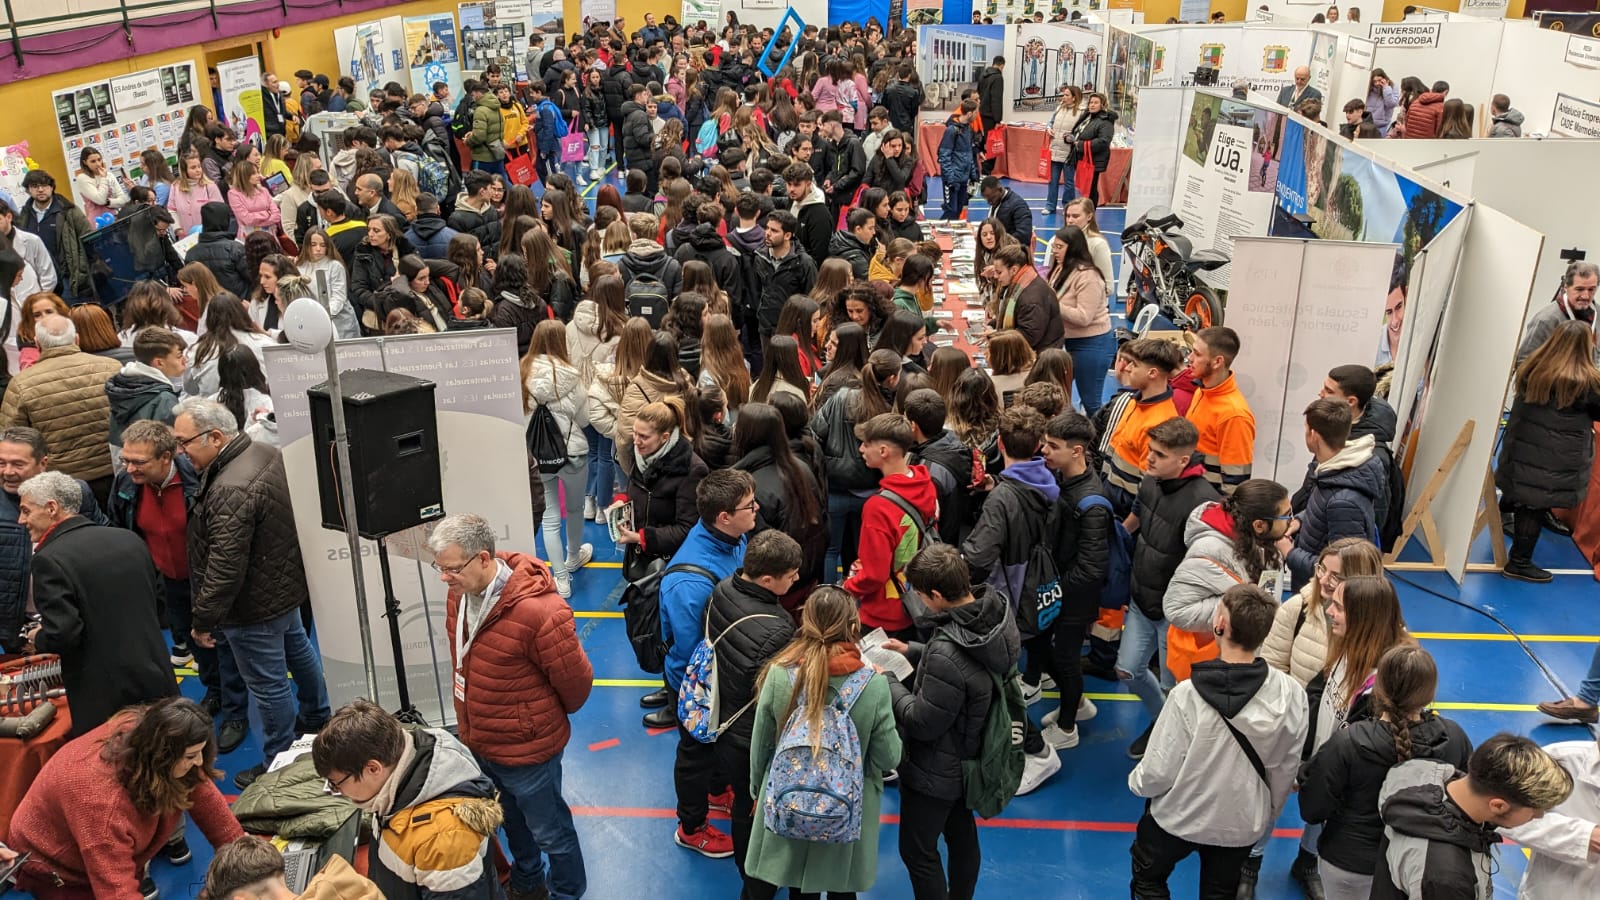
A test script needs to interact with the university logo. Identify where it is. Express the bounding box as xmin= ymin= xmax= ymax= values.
xmin=1199 ymin=43 xmax=1224 ymax=68
xmin=1261 ymin=45 xmax=1289 ymax=73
